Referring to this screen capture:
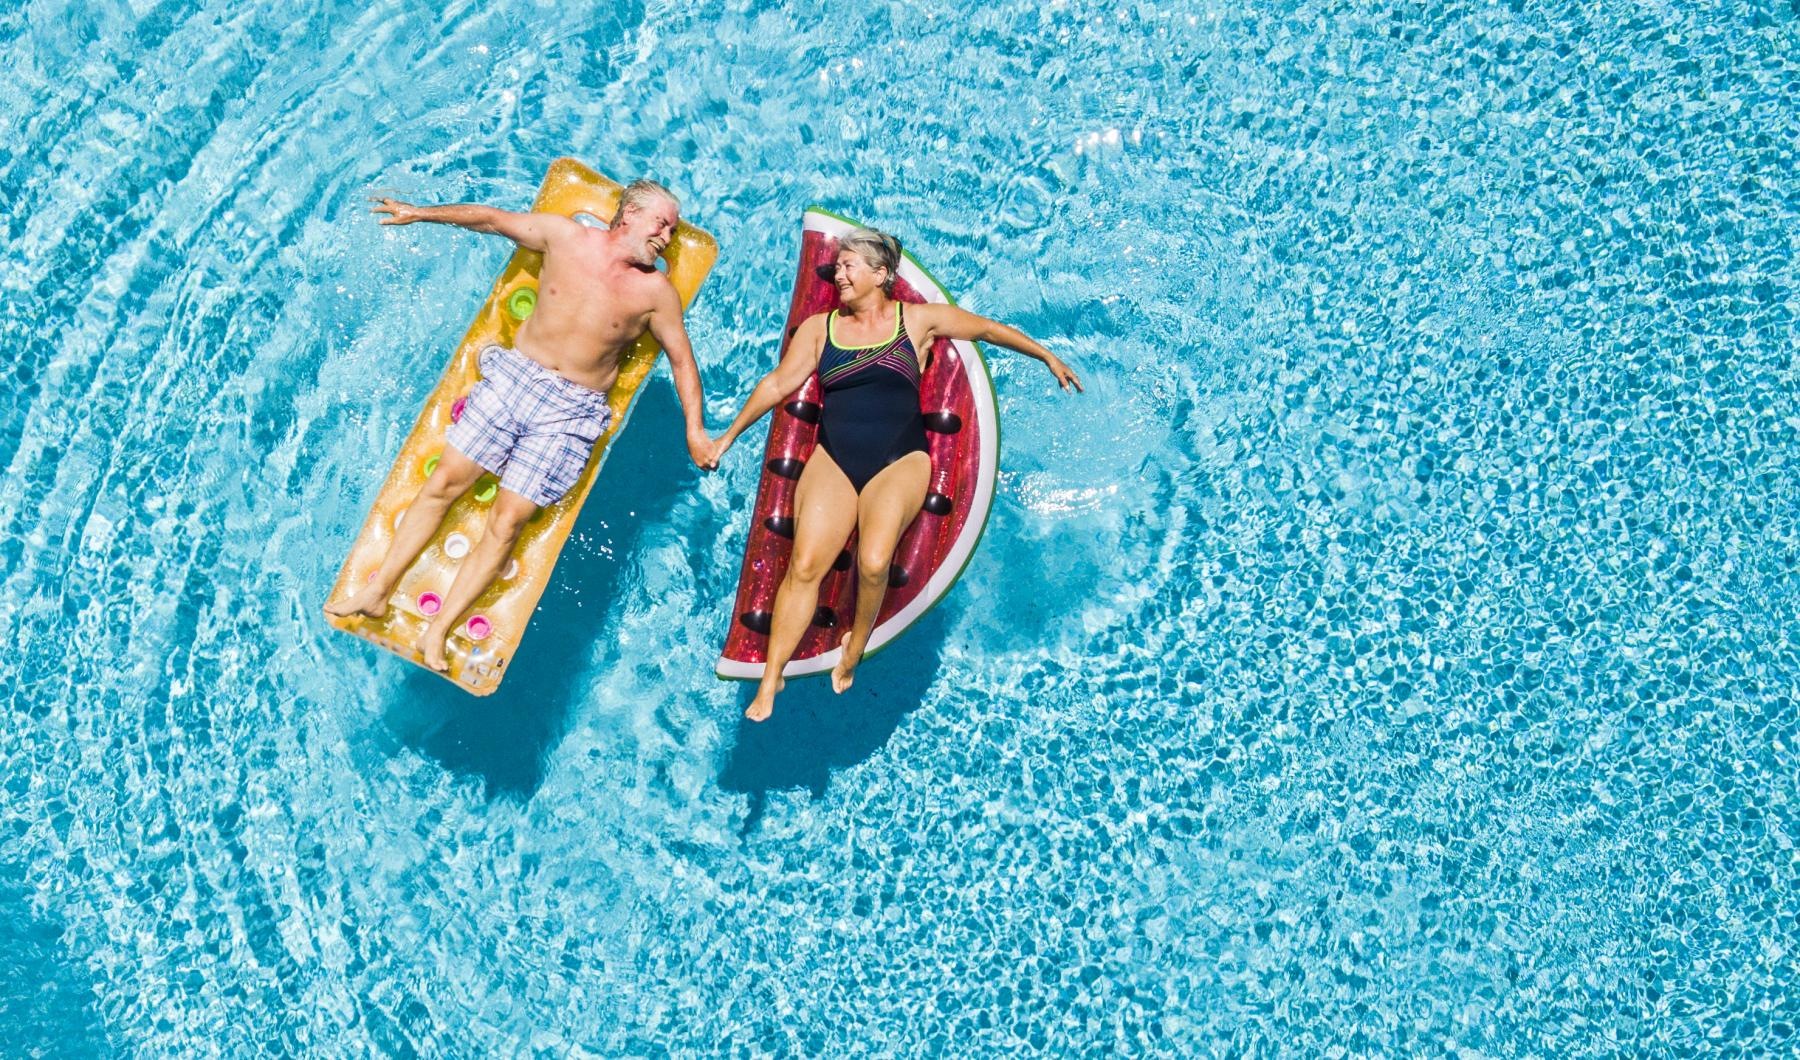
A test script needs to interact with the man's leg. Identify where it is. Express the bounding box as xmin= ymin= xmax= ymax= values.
xmin=418 ymin=488 xmax=537 ymax=672
xmin=326 ymin=448 xmax=487 ymax=619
